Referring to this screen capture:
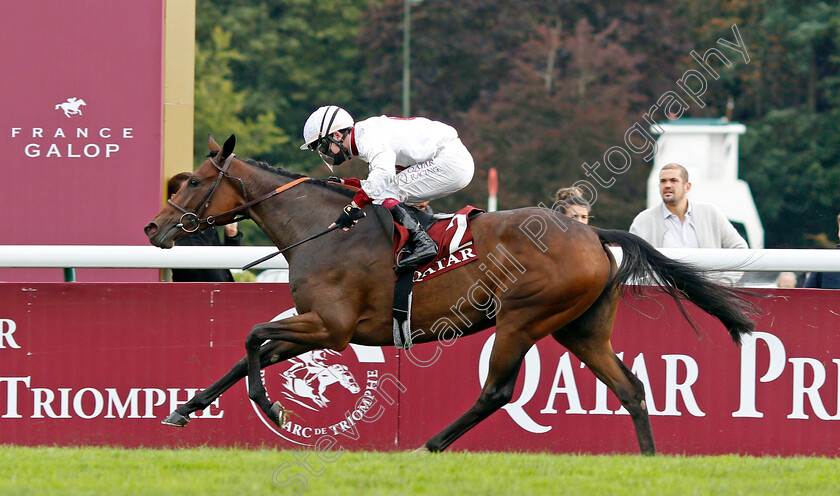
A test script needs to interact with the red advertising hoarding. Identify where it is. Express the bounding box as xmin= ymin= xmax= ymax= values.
xmin=0 ymin=1 xmax=164 ymax=282
xmin=0 ymin=284 xmax=837 ymax=456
